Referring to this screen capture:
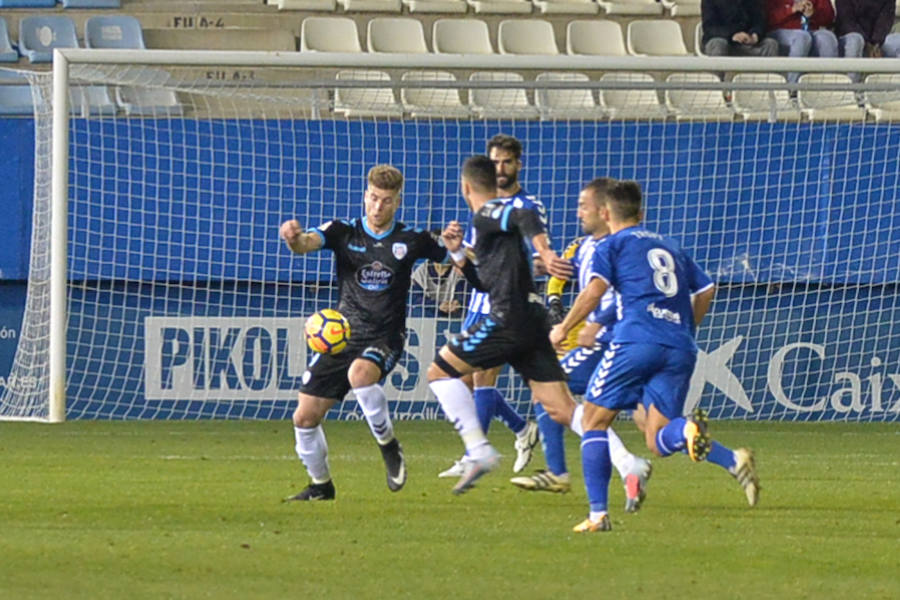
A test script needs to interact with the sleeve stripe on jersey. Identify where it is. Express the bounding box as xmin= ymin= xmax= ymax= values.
xmin=305 ymin=227 xmax=325 ymax=247
xmin=500 ymin=205 xmax=513 ymax=232
xmin=589 ymin=272 xmax=611 ymax=286
xmin=690 ymin=281 xmax=715 ymax=296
